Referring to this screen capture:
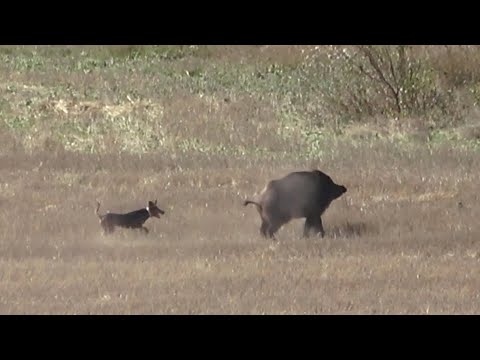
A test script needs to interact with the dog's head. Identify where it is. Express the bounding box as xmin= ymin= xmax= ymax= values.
xmin=147 ymin=200 xmax=165 ymax=218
